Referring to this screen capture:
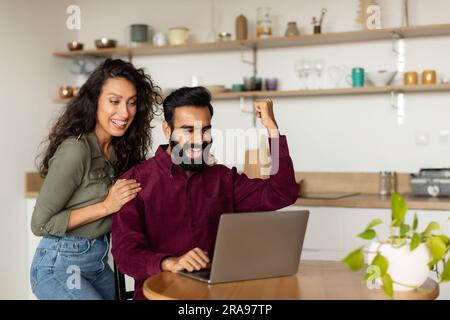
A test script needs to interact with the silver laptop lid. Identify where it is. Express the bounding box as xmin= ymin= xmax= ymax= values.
xmin=209 ymin=210 xmax=309 ymax=283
